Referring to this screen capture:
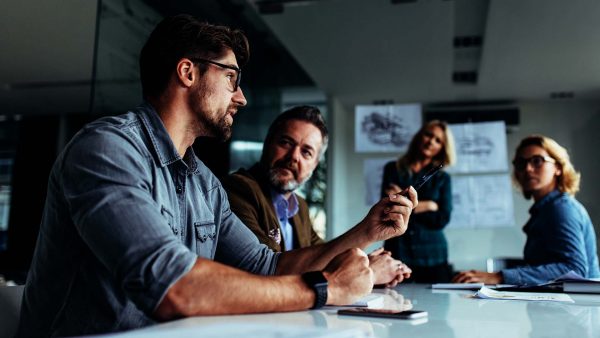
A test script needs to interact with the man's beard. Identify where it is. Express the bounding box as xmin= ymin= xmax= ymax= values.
xmin=268 ymin=161 xmax=312 ymax=194
xmin=189 ymin=82 xmax=233 ymax=142
xmin=203 ymin=112 xmax=232 ymax=142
